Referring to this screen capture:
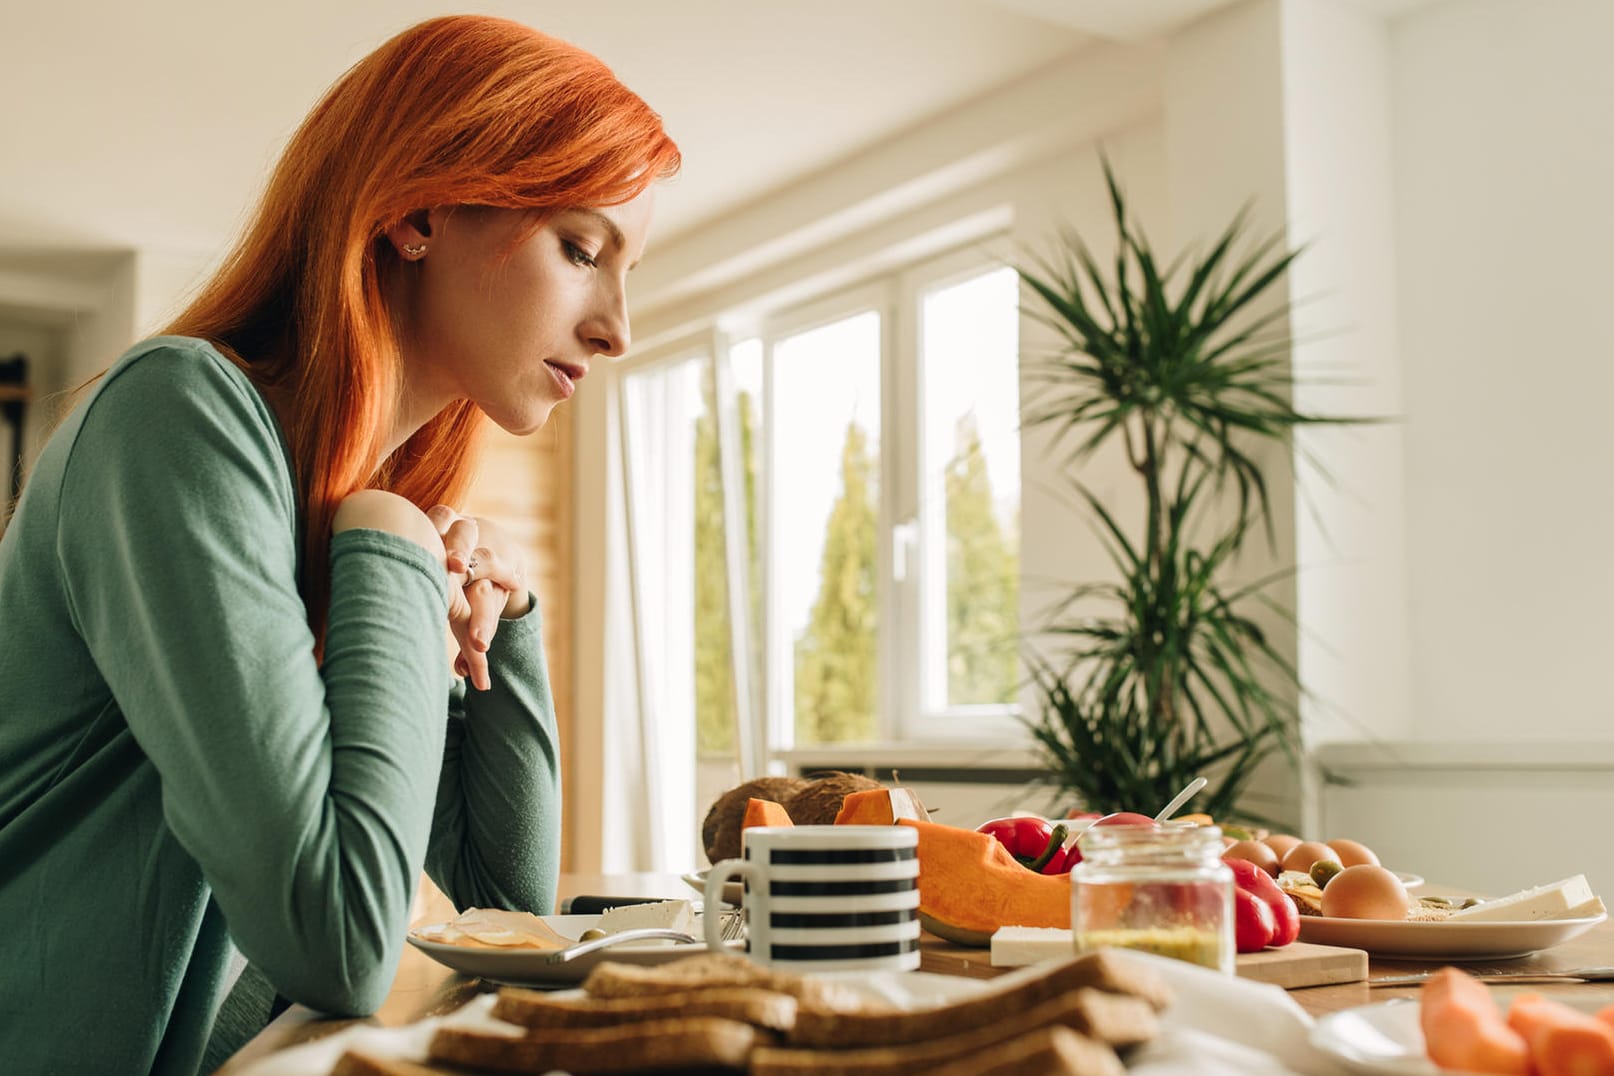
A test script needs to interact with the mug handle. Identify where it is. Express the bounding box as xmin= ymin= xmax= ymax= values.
xmin=704 ymin=858 xmax=759 ymax=950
